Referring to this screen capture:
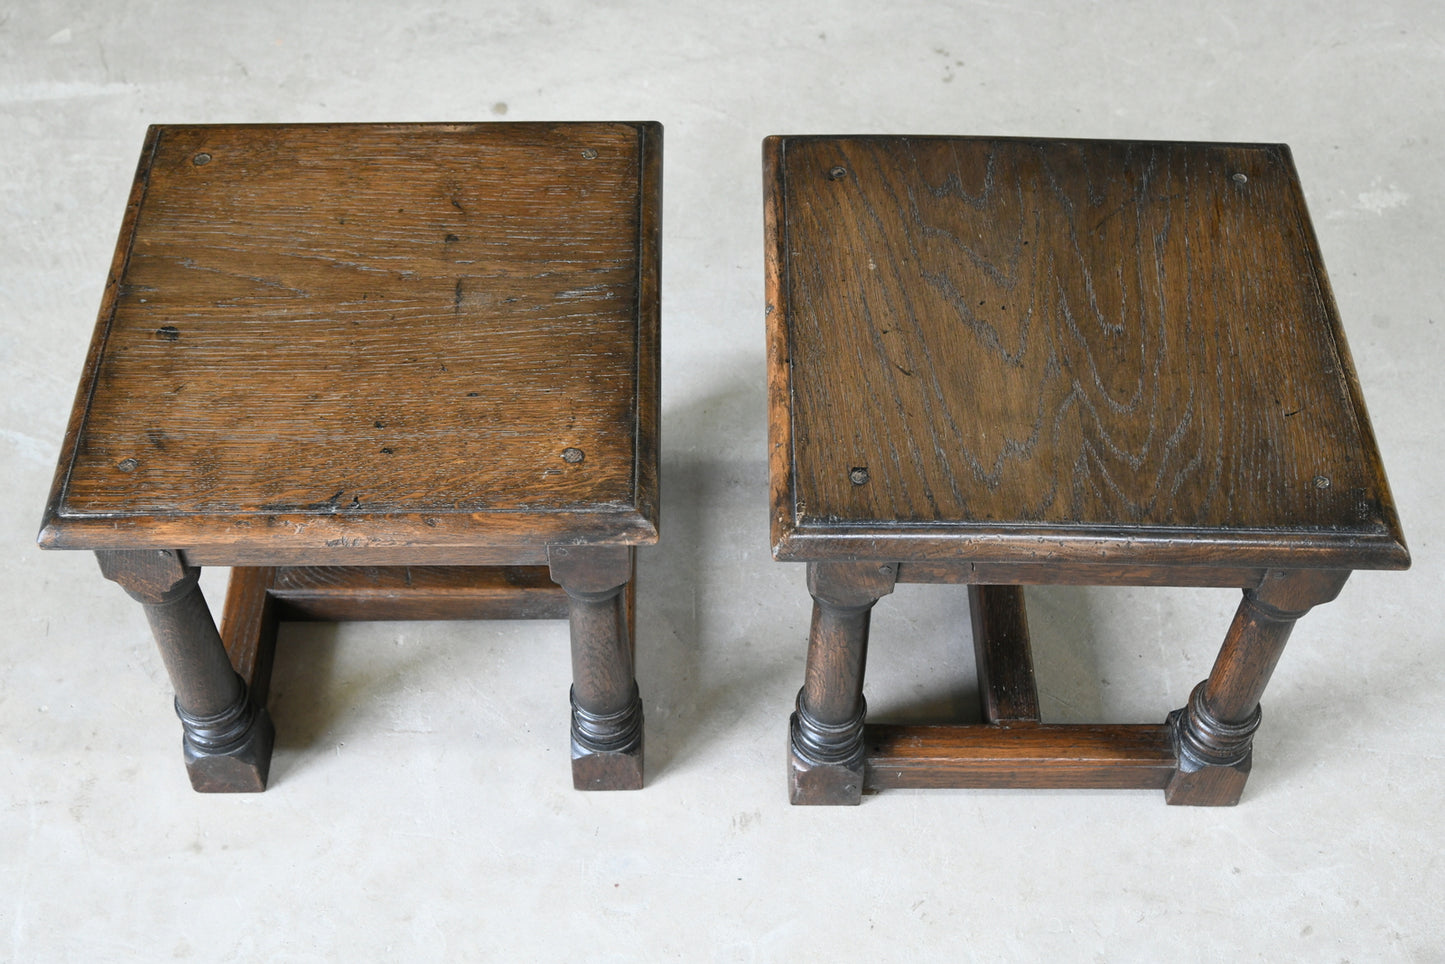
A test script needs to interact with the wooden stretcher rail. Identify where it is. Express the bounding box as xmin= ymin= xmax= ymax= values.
xmin=864 ymin=723 xmax=1178 ymax=791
